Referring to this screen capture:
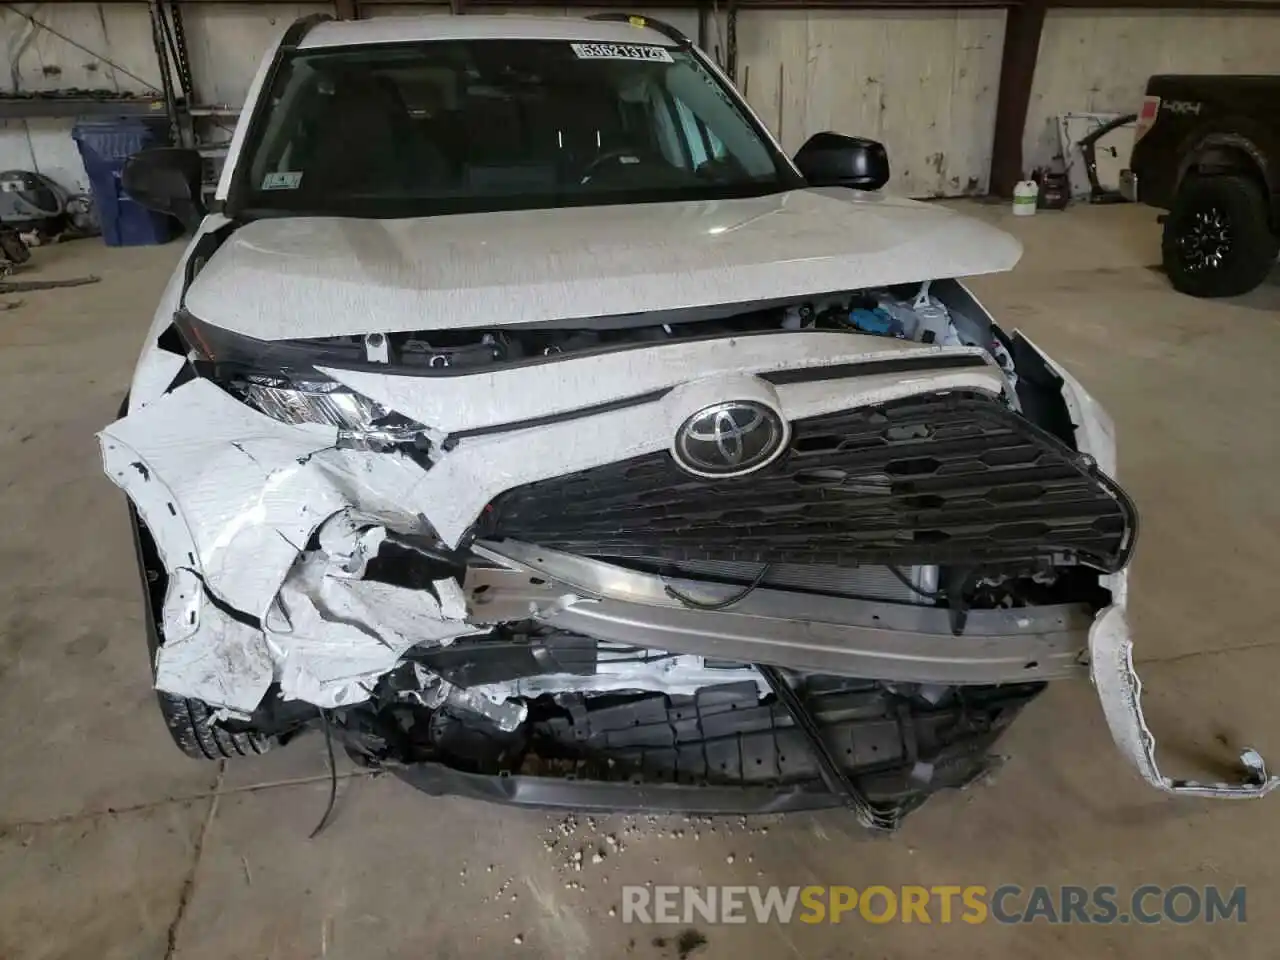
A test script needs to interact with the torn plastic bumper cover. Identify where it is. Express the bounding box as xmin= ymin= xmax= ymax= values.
xmin=1089 ymin=601 xmax=1278 ymax=798
xmin=100 ymin=377 xmax=1278 ymax=804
